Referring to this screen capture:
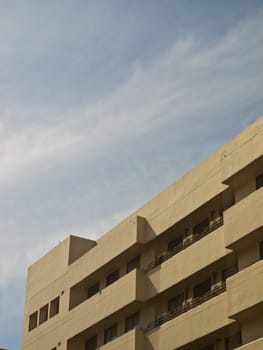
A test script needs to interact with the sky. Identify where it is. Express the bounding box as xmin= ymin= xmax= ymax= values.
xmin=0 ymin=1 xmax=263 ymax=348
